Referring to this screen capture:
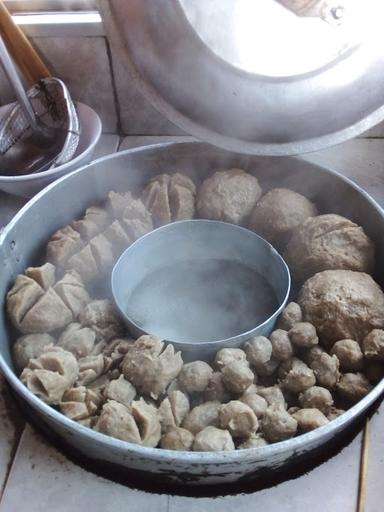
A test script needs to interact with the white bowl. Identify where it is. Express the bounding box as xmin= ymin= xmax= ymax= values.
xmin=0 ymin=102 xmax=102 ymax=197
